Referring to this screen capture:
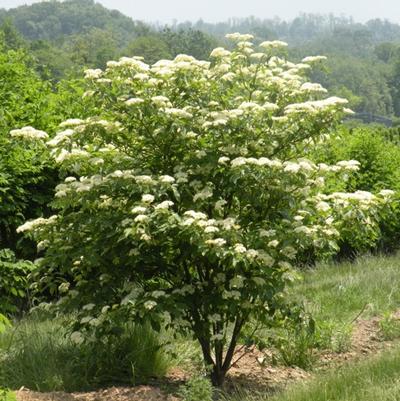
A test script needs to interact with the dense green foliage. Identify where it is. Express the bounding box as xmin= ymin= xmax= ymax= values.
xmin=0 ymin=35 xmax=94 ymax=259
xmin=0 ymin=249 xmax=35 ymax=316
xmin=0 ymin=0 xmax=137 ymax=43
xmin=0 ymin=42 xmax=50 ymax=131
xmin=312 ymin=127 xmax=400 ymax=192
xmin=0 ymin=41 xmax=55 ymax=257
xmin=0 ymin=391 xmax=15 ymax=401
